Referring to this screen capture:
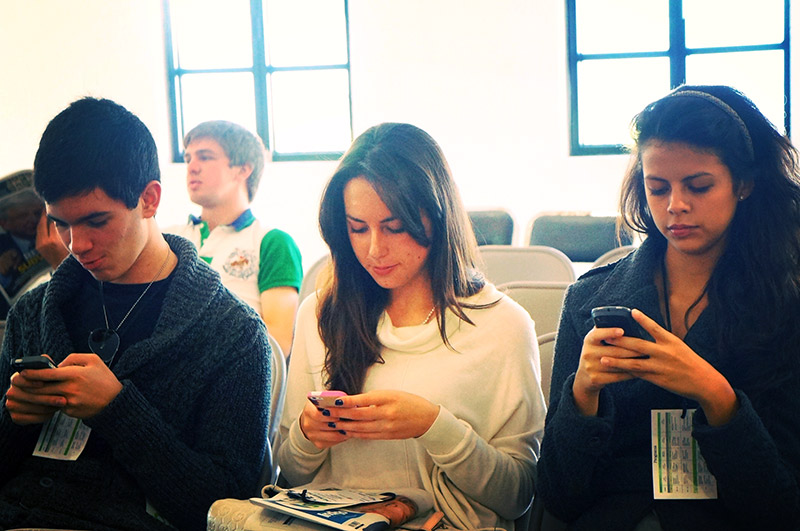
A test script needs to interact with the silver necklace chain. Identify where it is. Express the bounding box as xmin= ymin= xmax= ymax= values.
xmin=99 ymin=247 xmax=171 ymax=333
